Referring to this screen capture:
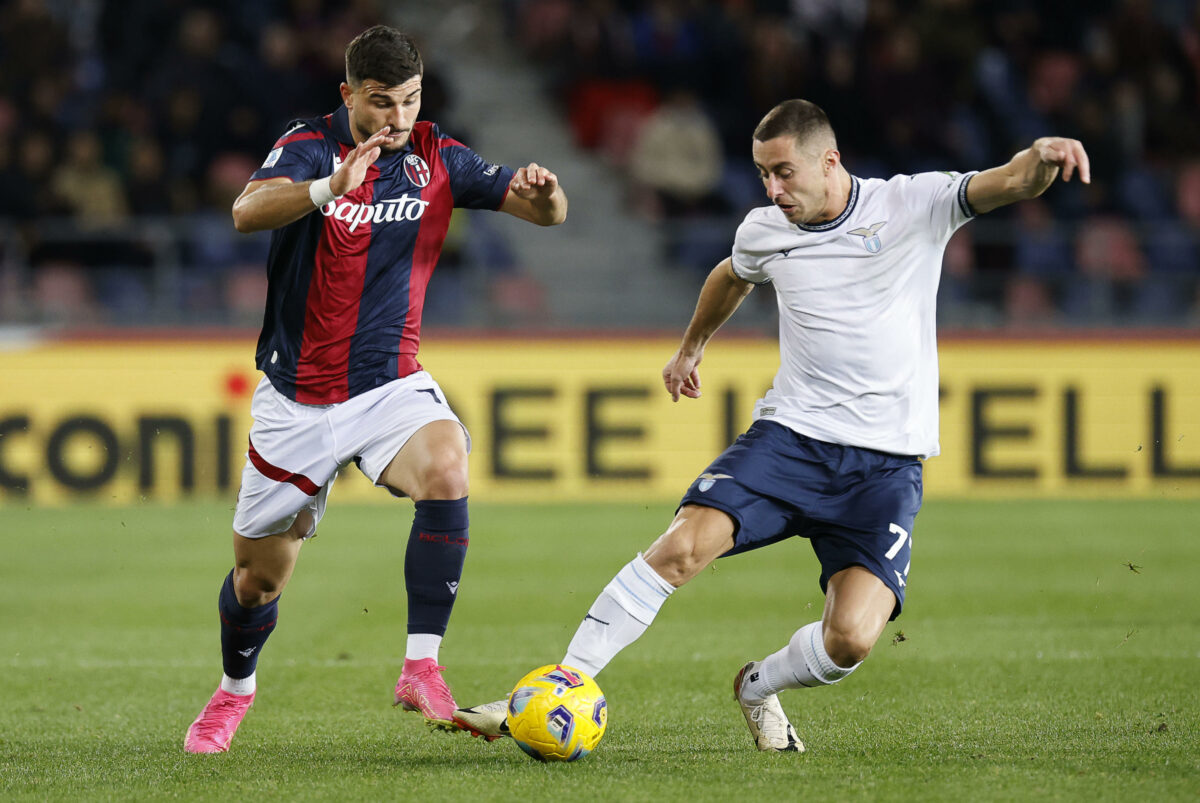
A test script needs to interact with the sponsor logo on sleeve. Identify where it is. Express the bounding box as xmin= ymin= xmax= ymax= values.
xmin=262 ymin=147 xmax=283 ymax=168
xmin=696 ymin=472 xmax=733 ymax=492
